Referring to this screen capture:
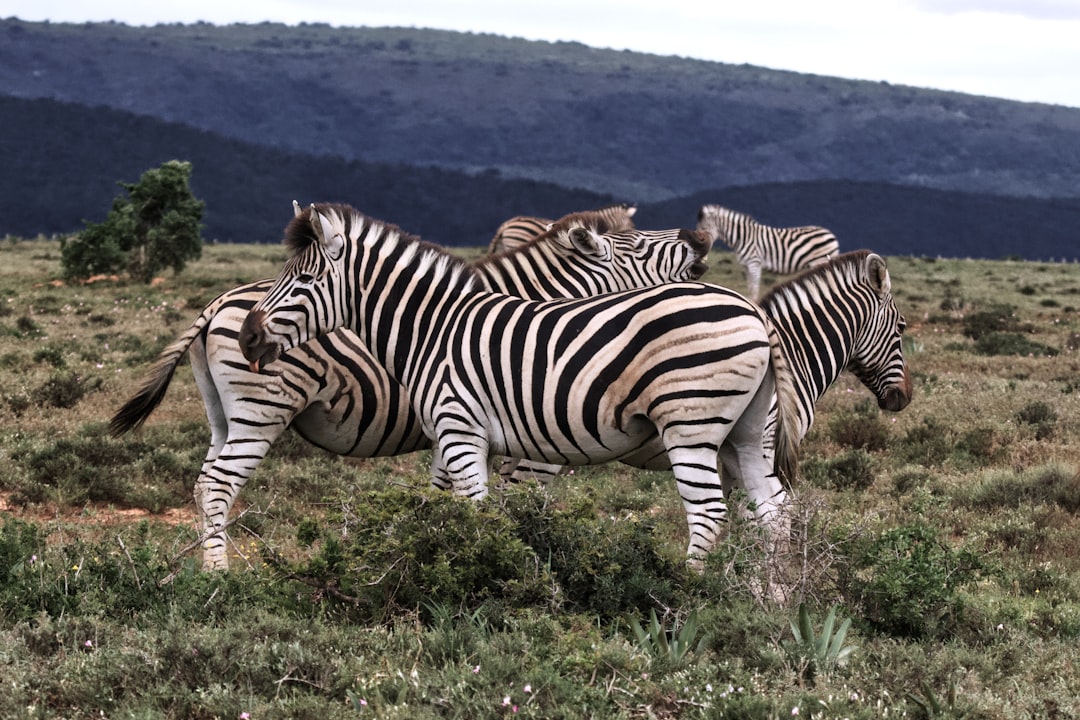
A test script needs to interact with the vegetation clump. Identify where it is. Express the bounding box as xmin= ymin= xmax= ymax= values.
xmin=60 ymin=160 xmax=204 ymax=283
xmin=839 ymin=523 xmax=983 ymax=639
